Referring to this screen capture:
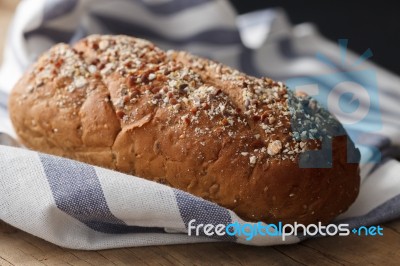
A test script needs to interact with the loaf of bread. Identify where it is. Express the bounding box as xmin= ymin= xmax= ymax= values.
xmin=9 ymin=35 xmax=360 ymax=225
